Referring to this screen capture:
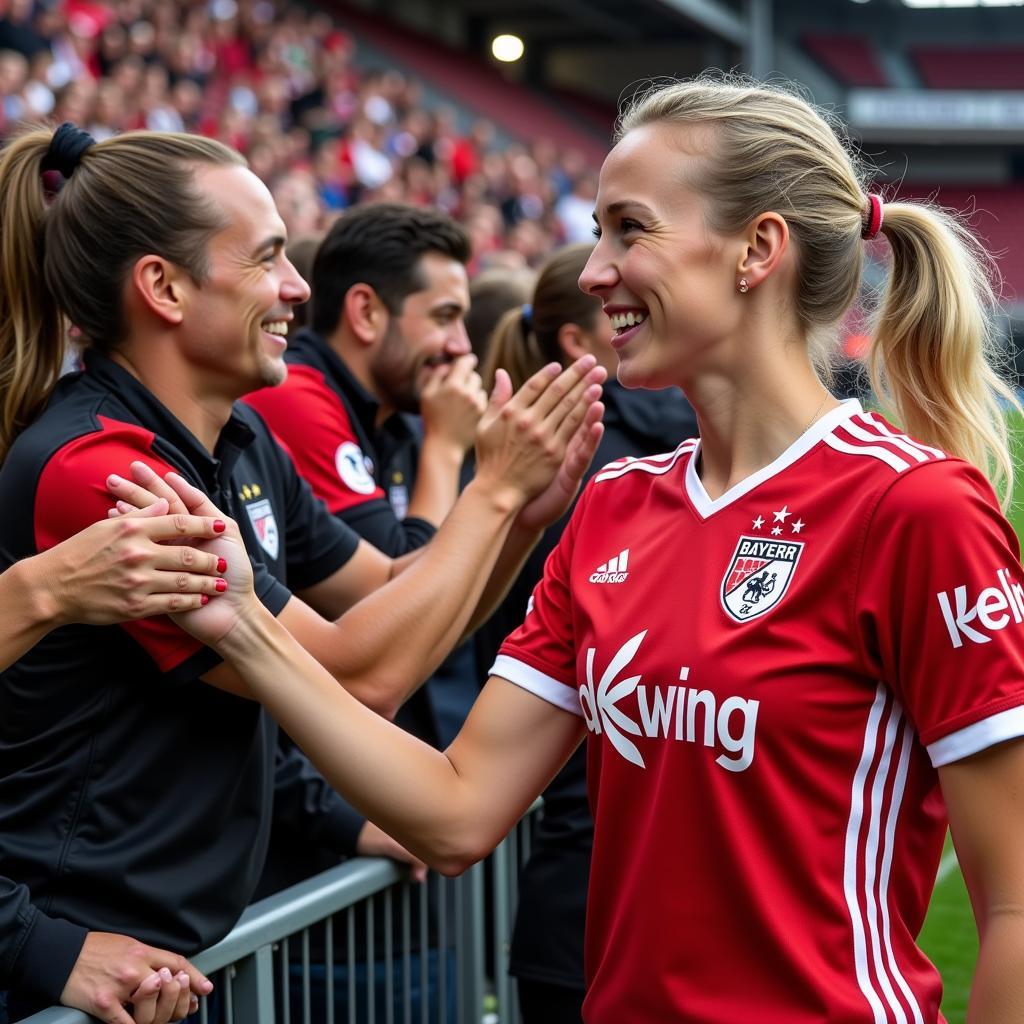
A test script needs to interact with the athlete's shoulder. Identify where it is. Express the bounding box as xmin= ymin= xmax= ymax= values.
xmin=590 ymin=437 xmax=699 ymax=487
xmin=820 ymin=408 xmax=1005 ymax=516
